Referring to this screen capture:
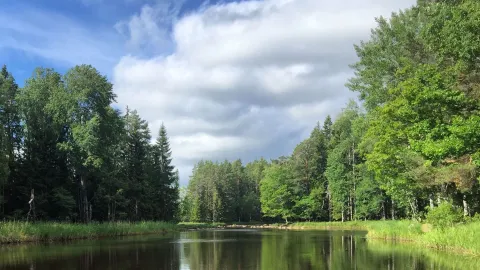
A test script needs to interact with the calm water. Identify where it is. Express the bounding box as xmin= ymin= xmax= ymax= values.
xmin=0 ymin=229 xmax=478 ymax=270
